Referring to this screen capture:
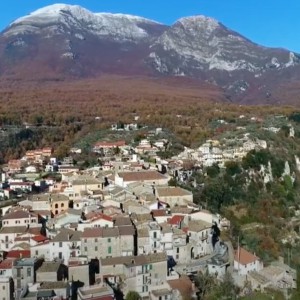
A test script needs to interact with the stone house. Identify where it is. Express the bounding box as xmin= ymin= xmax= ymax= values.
xmin=81 ymin=226 xmax=135 ymax=259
